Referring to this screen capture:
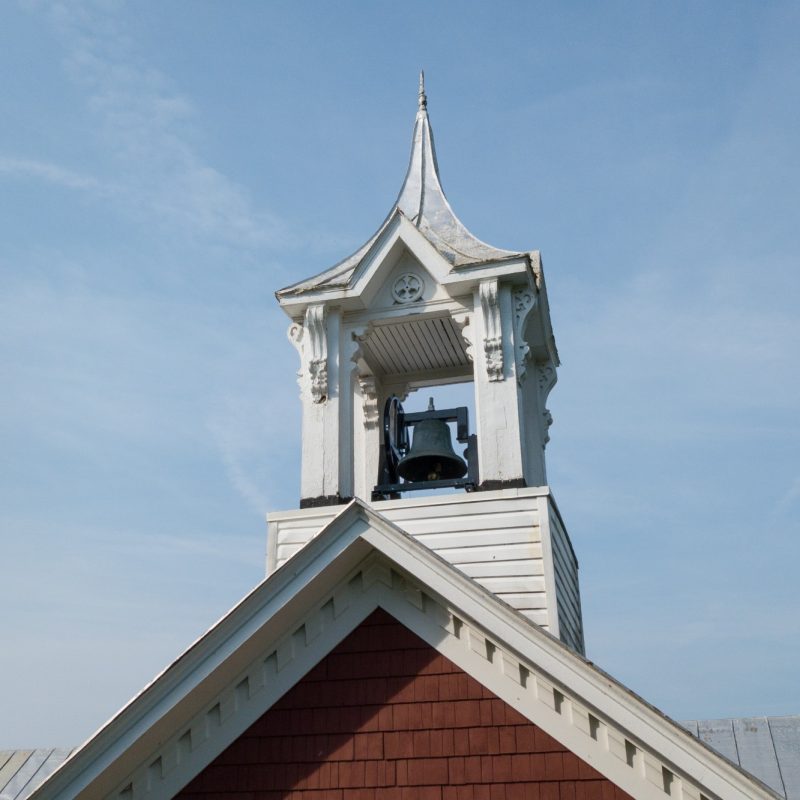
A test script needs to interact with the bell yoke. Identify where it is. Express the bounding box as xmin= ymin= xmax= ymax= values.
xmin=373 ymin=396 xmax=478 ymax=499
